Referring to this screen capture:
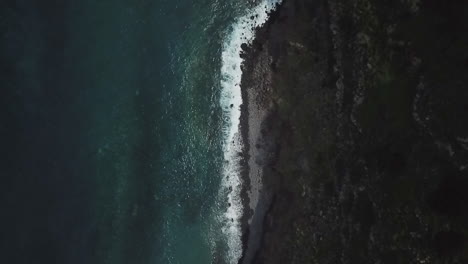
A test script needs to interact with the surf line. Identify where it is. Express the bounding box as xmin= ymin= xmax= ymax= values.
xmin=219 ymin=0 xmax=282 ymax=263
